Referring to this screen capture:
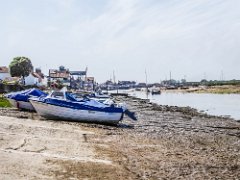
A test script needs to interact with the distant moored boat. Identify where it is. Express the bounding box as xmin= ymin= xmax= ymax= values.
xmin=151 ymin=88 xmax=161 ymax=95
